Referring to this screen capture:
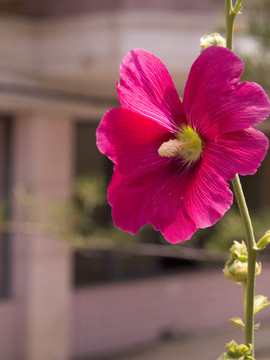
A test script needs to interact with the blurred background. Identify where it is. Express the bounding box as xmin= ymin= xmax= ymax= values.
xmin=0 ymin=0 xmax=270 ymax=359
